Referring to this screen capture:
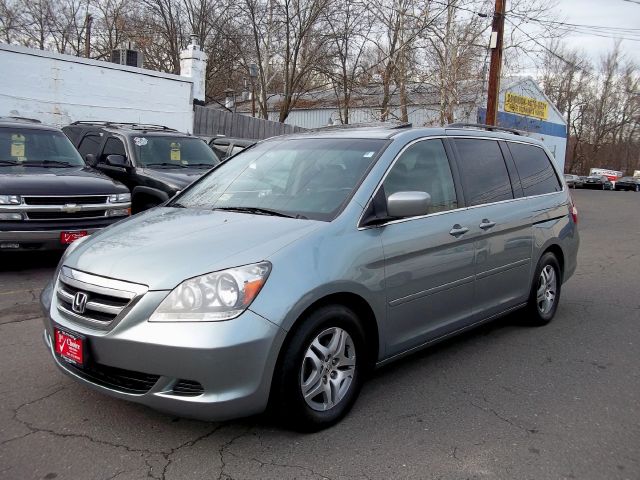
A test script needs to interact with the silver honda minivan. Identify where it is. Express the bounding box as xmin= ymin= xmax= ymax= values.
xmin=41 ymin=124 xmax=579 ymax=430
